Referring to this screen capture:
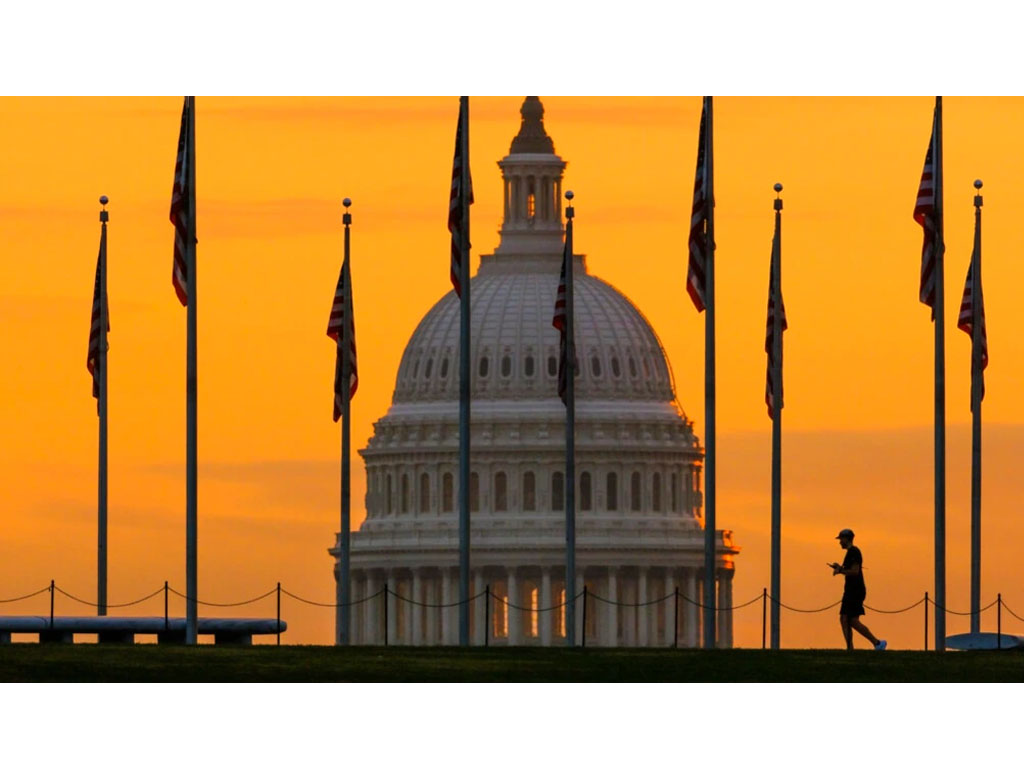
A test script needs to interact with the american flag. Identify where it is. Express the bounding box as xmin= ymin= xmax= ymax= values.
xmin=687 ymin=99 xmax=710 ymax=312
xmin=553 ymin=238 xmax=569 ymax=405
xmin=170 ymin=97 xmax=192 ymax=307
xmin=87 ymin=241 xmax=109 ymax=408
xmin=914 ymin=113 xmax=938 ymax=316
xmin=328 ymin=257 xmax=358 ymax=421
xmin=449 ymin=98 xmax=473 ymax=297
xmin=765 ymin=229 xmax=787 ymax=419
xmin=958 ymin=256 xmax=987 ymax=408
